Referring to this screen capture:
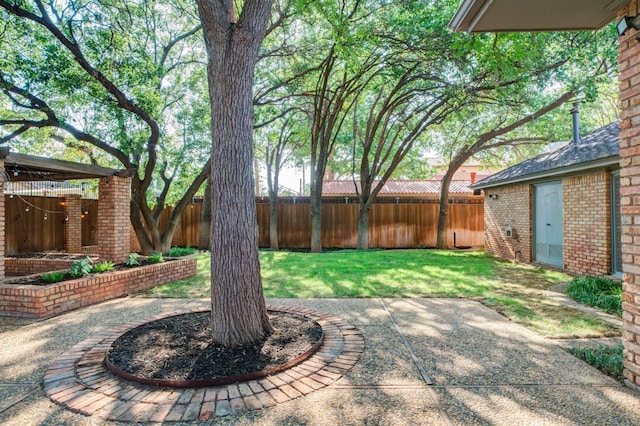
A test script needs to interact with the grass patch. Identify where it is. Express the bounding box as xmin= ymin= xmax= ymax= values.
xmin=168 ymin=246 xmax=198 ymax=257
xmin=566 ymin=276 xmax=622 ymax=316
xmin=142 ymin=249 xmax=620 ymax=338
xmin=569 ymin=344 xmax=624 ymax=383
